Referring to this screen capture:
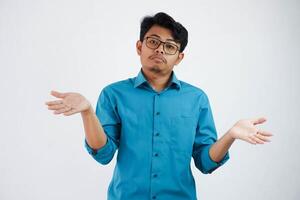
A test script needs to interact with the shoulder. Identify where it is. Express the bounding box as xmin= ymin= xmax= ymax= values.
xmin=179 ymin=81 xmax=208 ymax=96
xmin=179 ymin=80 xmax=211 ymax=107
xmin=101 ymin=78 xmax=133 ymax=93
